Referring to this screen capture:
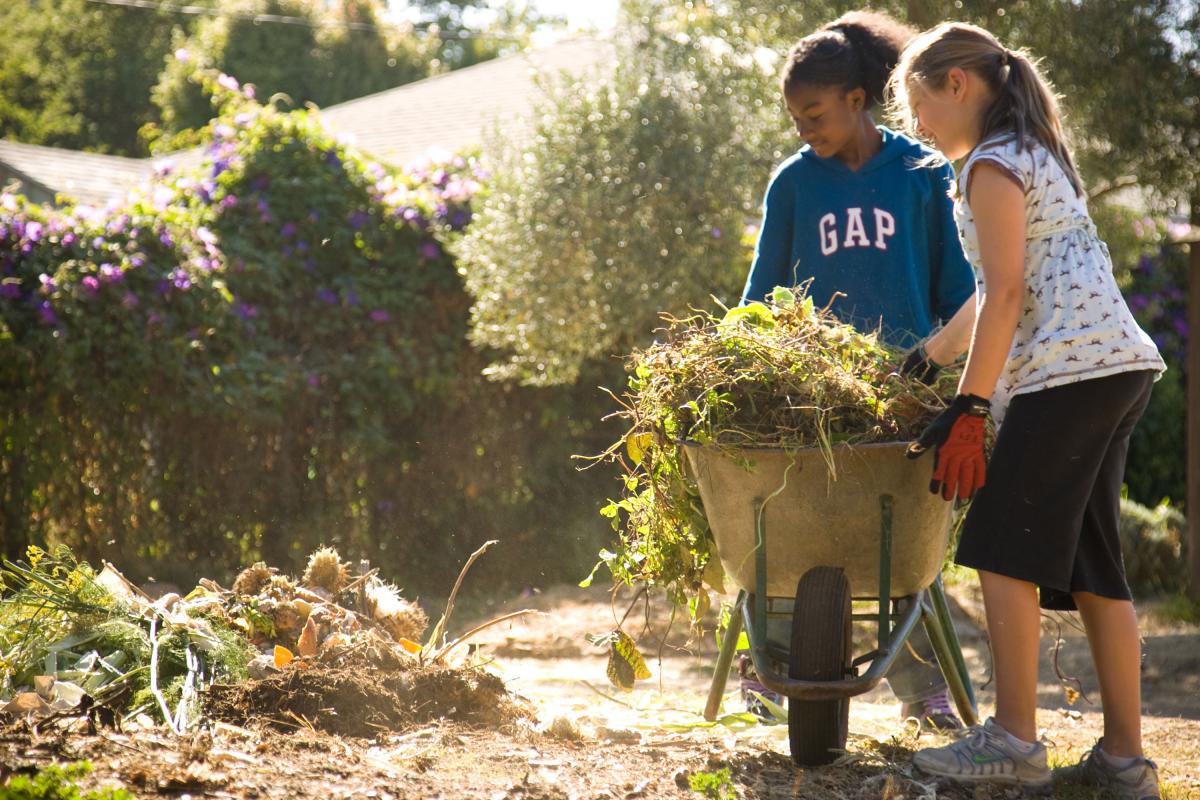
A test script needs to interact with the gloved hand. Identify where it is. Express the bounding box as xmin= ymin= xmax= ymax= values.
xmin=905 ymin=393 xmax=990 ymax=501
xmin=901 ymin=343 xmax=941 ymax=385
